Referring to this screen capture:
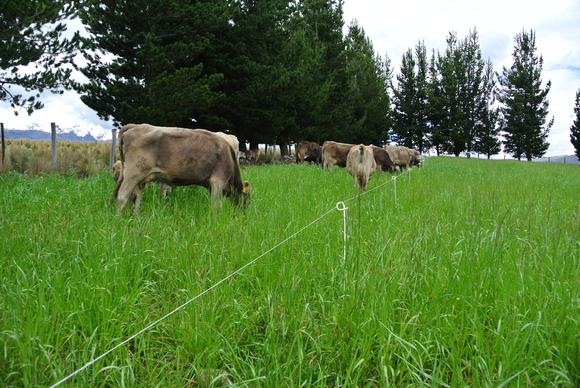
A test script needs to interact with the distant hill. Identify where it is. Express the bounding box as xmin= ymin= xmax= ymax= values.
xmin=4 ymin=129 xmax=101 ymax=142
xmin=534 ymin=155 xmax=579 ymax=164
